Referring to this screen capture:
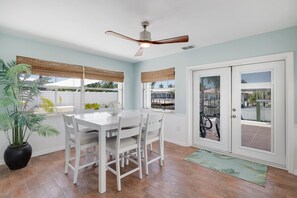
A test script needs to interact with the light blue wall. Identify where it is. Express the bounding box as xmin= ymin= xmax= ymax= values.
xmin=1 ymin=26 xmax=297 ymax=118
xmin=0 ymin=33 xmax=135 ymax=109
xmin=134 ymin=26 xmax=297 ymax=120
